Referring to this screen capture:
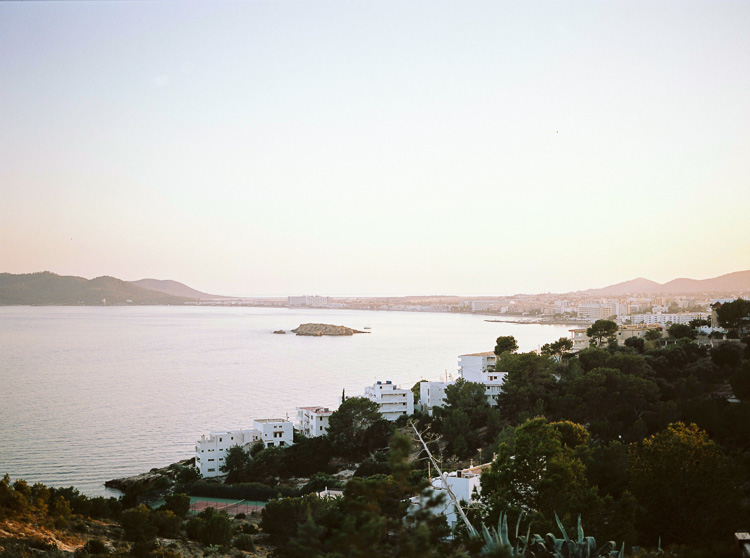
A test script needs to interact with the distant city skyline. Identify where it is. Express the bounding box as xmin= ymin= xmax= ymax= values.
xmin=2 ymin=1 xmax=749 ymax=297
